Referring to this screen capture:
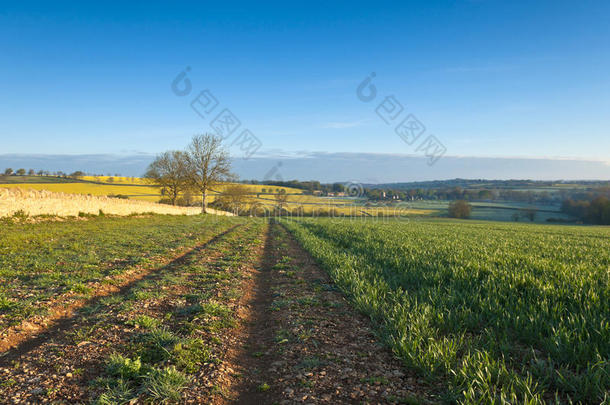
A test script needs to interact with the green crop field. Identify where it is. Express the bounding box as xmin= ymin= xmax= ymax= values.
xmin=1 ymin=213 xmax=608 ymax=403
xmin=407 ymin=200 xmax=574 ymax=224
xmin=282 ymin=218 xmax=610 ymax=403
